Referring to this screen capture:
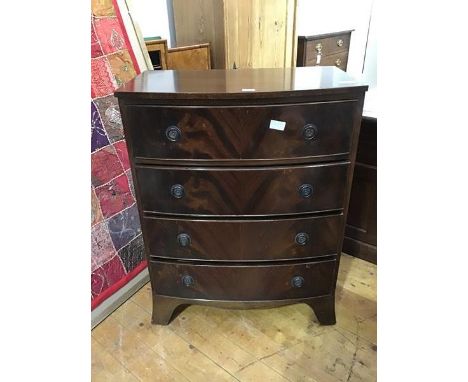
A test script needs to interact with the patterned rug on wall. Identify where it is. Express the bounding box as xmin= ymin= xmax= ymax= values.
xmin=91 ymin=0 xmax=147 ymax=310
